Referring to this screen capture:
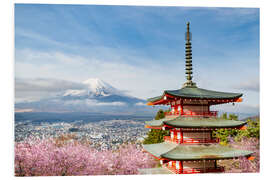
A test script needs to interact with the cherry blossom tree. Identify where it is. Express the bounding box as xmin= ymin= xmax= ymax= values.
xmin=15 ymin=137 xmax=156 ymax=176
